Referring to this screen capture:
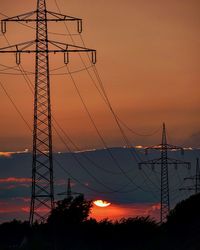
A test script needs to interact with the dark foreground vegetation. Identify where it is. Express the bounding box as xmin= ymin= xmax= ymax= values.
xmin=0 ymin=193 xmax=200 ymax=250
